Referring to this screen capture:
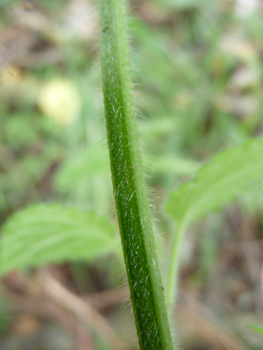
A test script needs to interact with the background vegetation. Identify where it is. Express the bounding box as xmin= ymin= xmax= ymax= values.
xmin=0 ymin=0 xmax=263 ymax=349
